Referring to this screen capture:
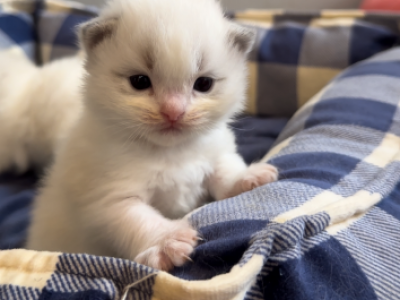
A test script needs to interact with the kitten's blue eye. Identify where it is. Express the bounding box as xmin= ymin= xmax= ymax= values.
xmin=129 ymin=75 xmax=151 ymax=90
xmin=194 ymin=77 xmax=213 ymax=93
